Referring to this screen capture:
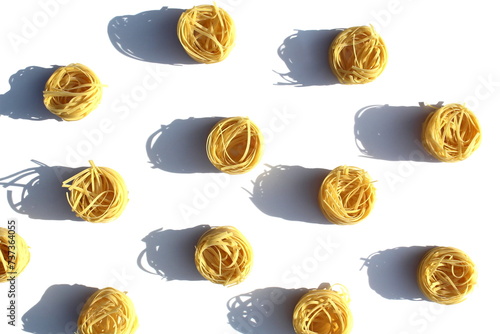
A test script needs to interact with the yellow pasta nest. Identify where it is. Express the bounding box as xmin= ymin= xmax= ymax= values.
xmin=421 ymin=103 xmax=482 ymax=162
xmin=43 ymin=63 xmax=103 ymax=121
xmin=0 ymin=227 xmax=30 ymax=283
xmin=206 ymin=116 xmax=264 ymax=174
xmin=62 ymin=161 xmax=128 ymax=223
xmin=293 ymin=284 xmax=353 ymax=334
xmin=329 ymin=25 xmax=387 ymax=84
xmin=194 ymin=226 xmax=253 ymax=286
xmin=77 ymin=287 xmax=139 ymax=334
xmin=318 ymin=166 xmax=376 ymax=225
xmin=417 ymin=246 xmax=477 ymax=305
xmin=177 ymin=4 xmax=236 ymax=64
